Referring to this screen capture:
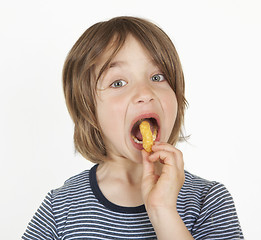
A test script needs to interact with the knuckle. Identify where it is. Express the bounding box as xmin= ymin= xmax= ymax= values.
xmin=175 ymin=148 xmax=183 ymax=157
